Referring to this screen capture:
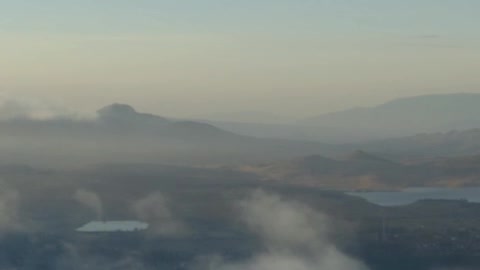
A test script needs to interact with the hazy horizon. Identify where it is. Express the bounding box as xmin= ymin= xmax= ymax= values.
xmin=1 ymin=1 xmax=480 ymax=119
